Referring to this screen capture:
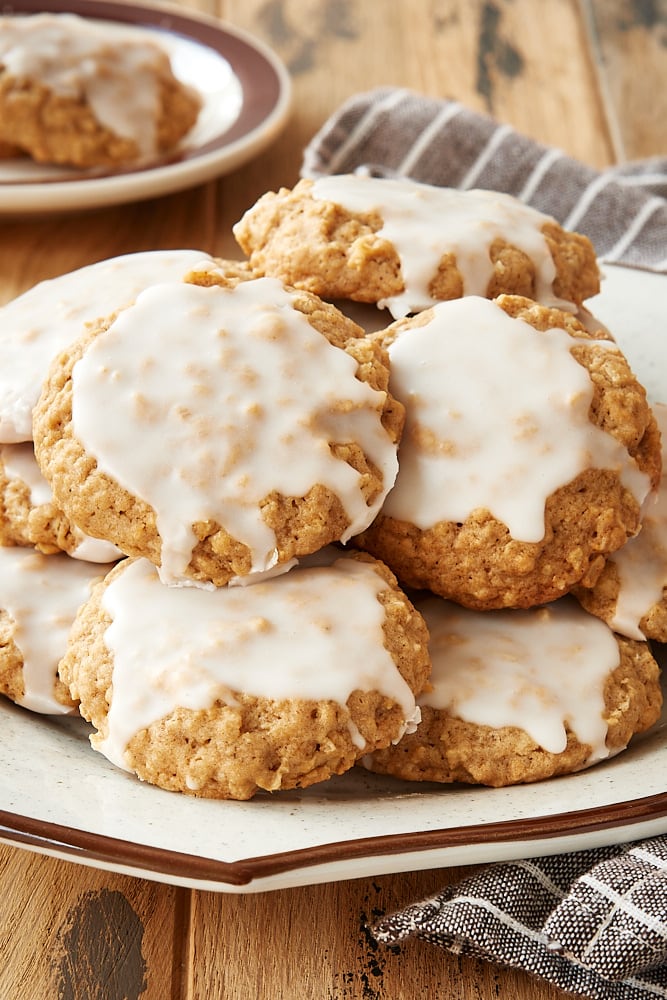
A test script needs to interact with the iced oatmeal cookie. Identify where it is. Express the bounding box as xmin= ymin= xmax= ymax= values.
xmin=353 ymin=294 xmax=660 ymax=610
xmin=0 ymin=13 xmax=201 ymax=168
xmin=58 ymin=552 xmax=431 ymax=799
xmin=364 ymin=596 xmax=662 ymax=787
xmin=233 ymin=175 xmax=600 ymax=318
xmin=33 ymin=272 xmax=404 ymax=587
